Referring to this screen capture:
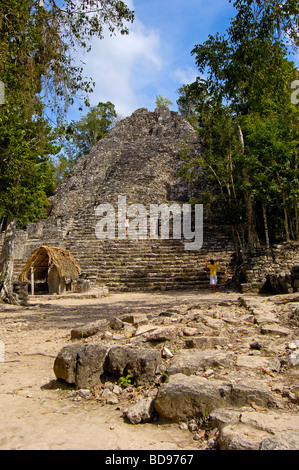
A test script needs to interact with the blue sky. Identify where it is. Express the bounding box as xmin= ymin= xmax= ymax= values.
xmin=71 ymin=0 xmax=237 ymax=120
